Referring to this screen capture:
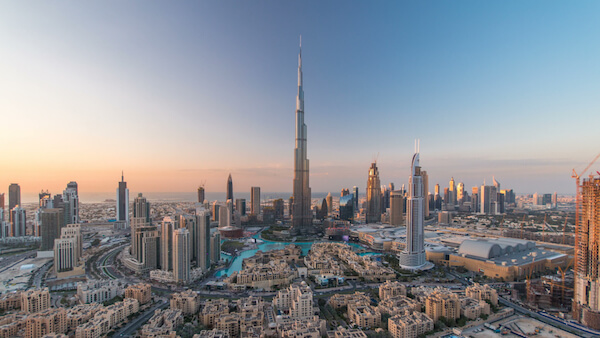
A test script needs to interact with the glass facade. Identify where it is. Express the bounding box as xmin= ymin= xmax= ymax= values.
xmin=339 ymin=194 xmax=354 ymax=221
